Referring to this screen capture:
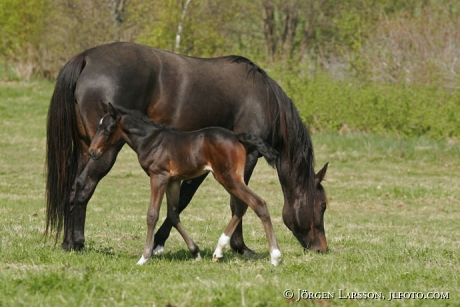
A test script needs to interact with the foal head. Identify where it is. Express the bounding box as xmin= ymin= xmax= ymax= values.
xmin=88 ymin=102 xmax=122 ymax=160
